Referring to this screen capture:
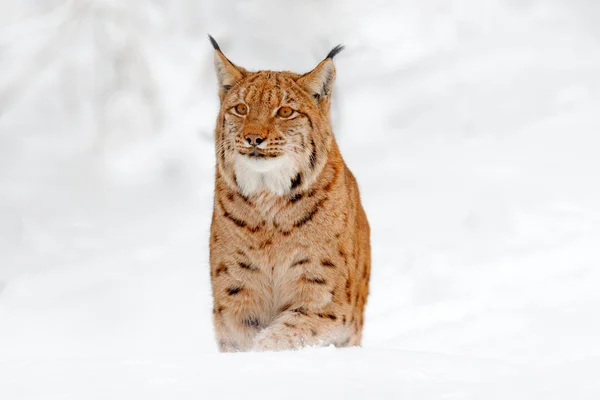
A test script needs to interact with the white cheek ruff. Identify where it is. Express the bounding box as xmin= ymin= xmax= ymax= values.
xmin=234 ymin=154 xmax=297 ymax=197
